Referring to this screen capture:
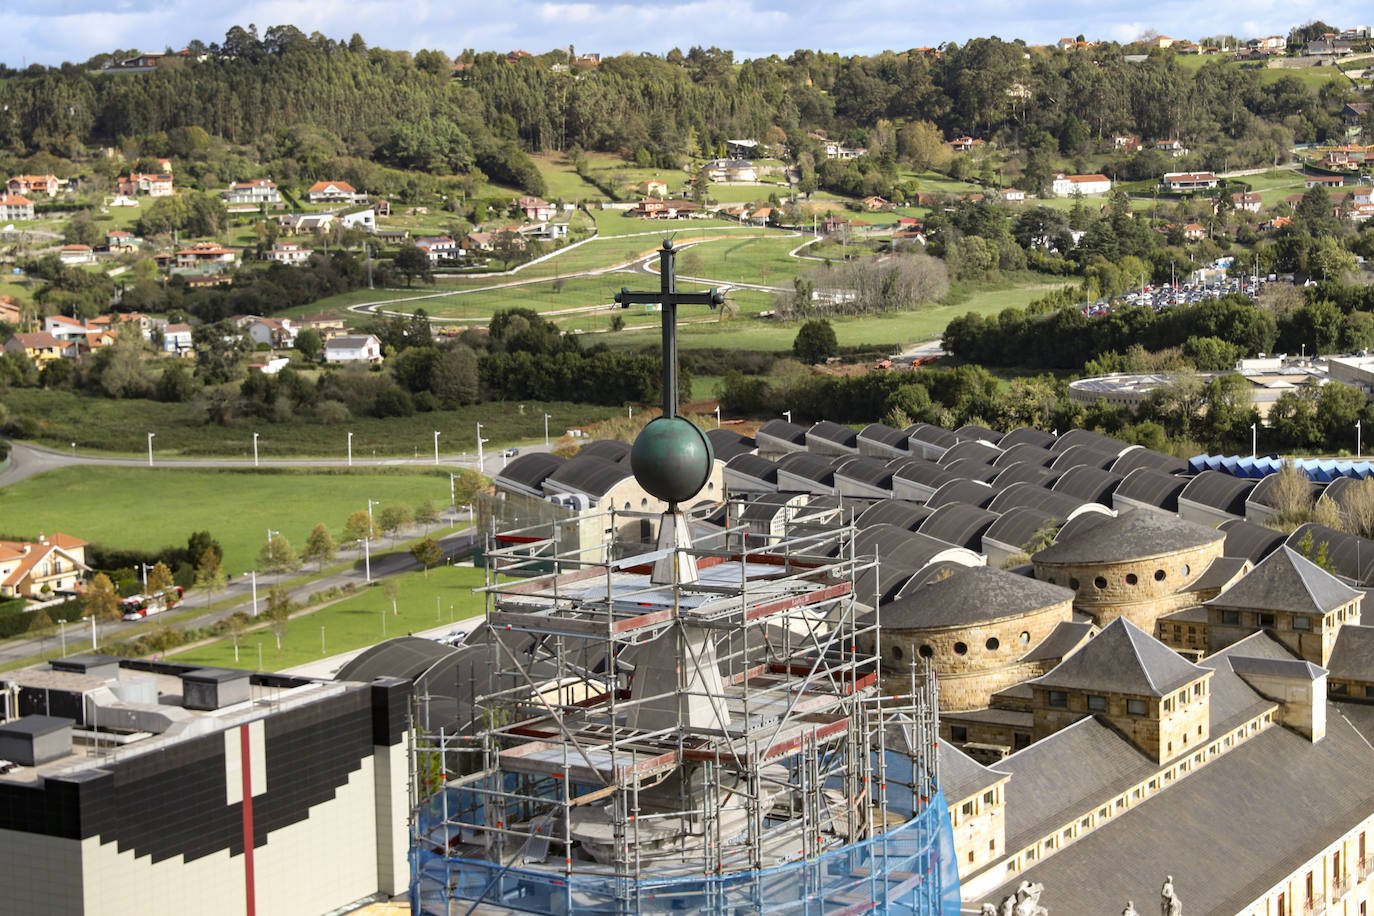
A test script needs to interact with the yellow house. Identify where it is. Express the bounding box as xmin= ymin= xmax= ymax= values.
xmin=0 ymin=533 xmax=90 ymax=599
xmin=3 ymin=331 xmax=65 ymax=368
